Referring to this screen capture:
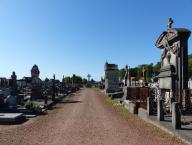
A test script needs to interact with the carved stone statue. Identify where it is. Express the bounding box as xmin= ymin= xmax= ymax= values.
xmin=31 ymin=64 xmax=40 ymax=78
xmin=30 ymin=65 xmax=42 ymax=100
xmin=10 ymin=71 xmax=17 ymax=96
